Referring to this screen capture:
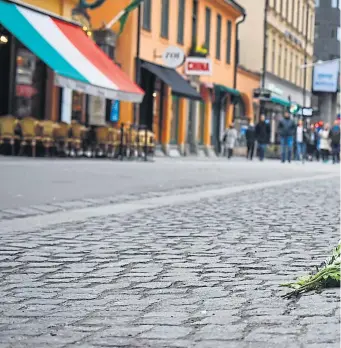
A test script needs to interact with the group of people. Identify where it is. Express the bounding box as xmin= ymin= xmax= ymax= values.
xmin=222 ymin=112 xmax=340 ymax=164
